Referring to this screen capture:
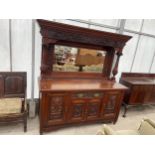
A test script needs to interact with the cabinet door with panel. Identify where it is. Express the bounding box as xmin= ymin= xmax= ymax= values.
xmin=102 ymin=91 xmax=122 ymax=119
xmin=68 ymin=99 xmax=86 ymax=123
xmin=129 ymin=86 xmax=153 ymax=104
xmin=86 ymin=99 xmax=102 ymax=121
xmin=42 ymin=93 xmax=68 ymax=126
